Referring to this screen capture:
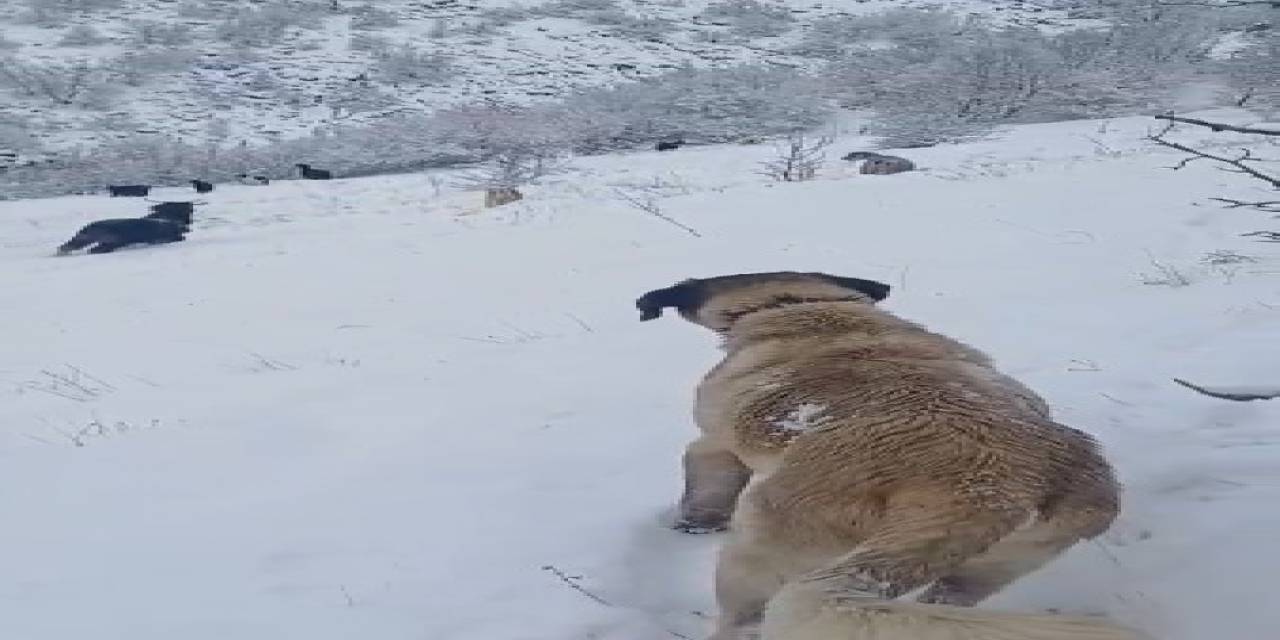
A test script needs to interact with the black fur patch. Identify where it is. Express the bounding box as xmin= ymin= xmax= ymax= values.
xmin=636 ymin=281 xmax=702 ymax=321
xmin=107 ymin=185 xmax=151 ymax=197
xmin=146 ymin=202 xmax=196 ymax=226
xmin=635 ymin=271 xmax=891 ymax=322
xmin=820 ymin=275 xmax=891 ymax=302
xmin=58 ymin=218 xmax=186 ymax=255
